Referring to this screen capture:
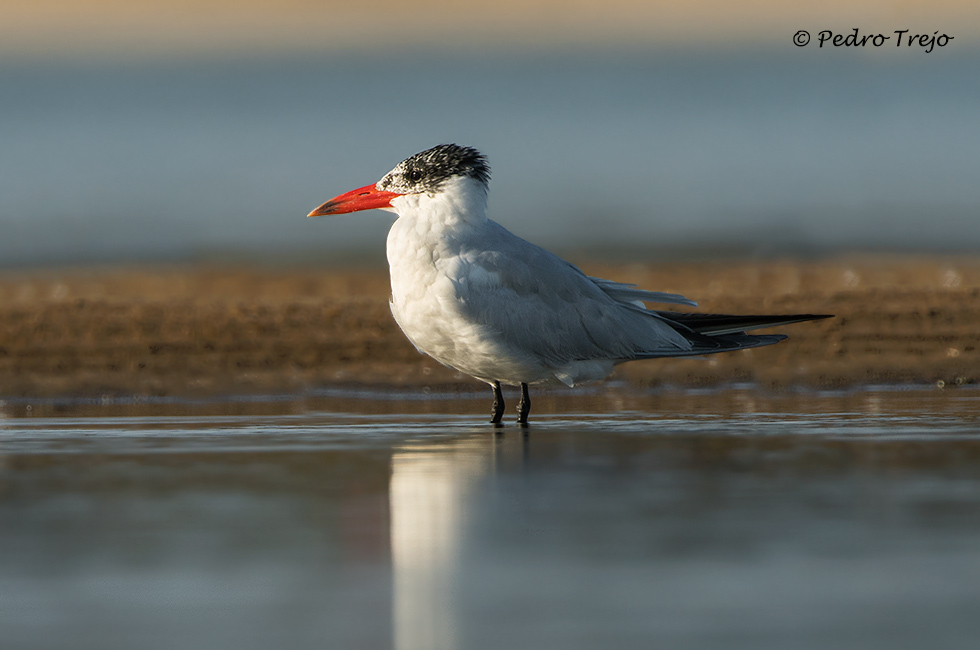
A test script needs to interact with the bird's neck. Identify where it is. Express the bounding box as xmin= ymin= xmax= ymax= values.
xmin=386 ymin=176 xmax=490 ymax=300
xmin=389 ymin=176 xmax=489 ymax=232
